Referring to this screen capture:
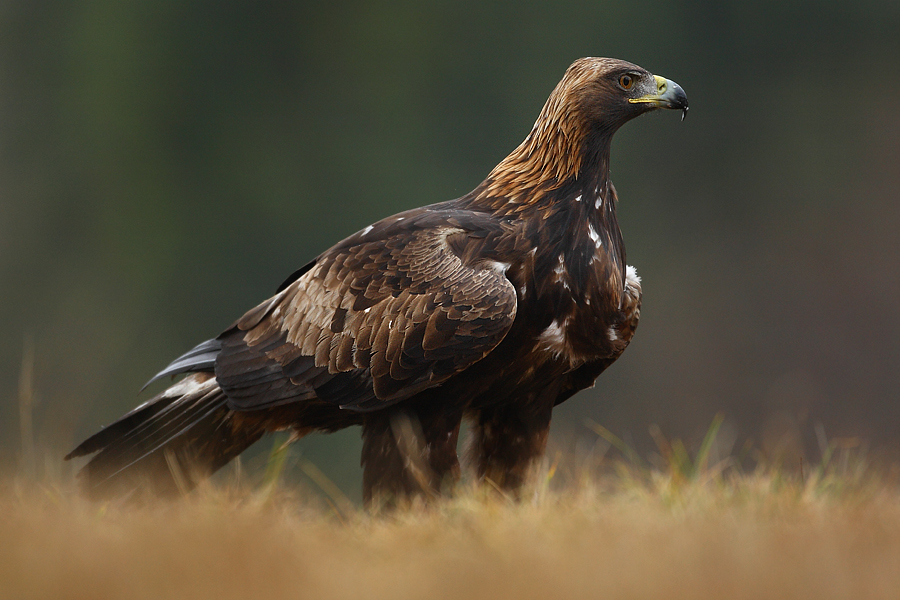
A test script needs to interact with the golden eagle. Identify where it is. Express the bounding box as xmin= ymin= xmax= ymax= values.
xmin=66 ymin=58 xmax=687 ymax=503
